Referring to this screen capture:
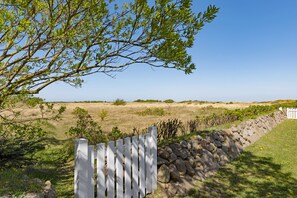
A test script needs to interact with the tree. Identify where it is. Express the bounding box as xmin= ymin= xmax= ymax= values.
xmin=0 ymin=0 xmax=218 ymax=107
xmin=0 ymin=0 xmax=218 ymax=169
